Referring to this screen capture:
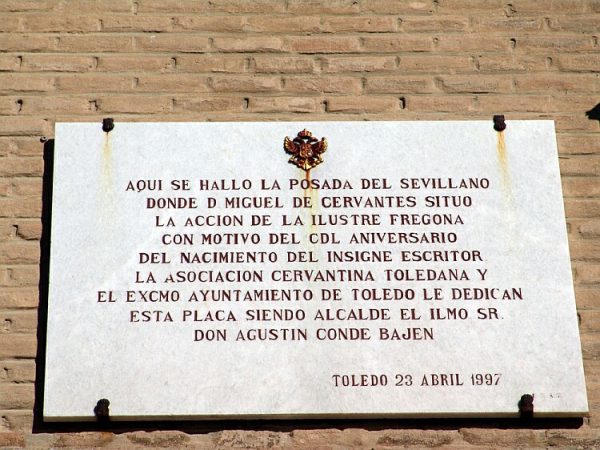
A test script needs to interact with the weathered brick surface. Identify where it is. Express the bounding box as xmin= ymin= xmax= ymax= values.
xmin=0 ymin=1 xmax=598 ymax=447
